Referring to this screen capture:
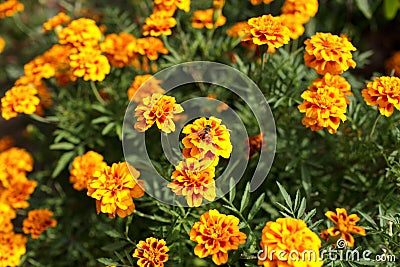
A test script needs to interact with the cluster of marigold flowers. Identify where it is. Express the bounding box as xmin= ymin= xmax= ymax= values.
xmin=0 ymin=0 xmax=24 ymax=54
xmin=0 ymin=136 xmax=57 ymax=266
